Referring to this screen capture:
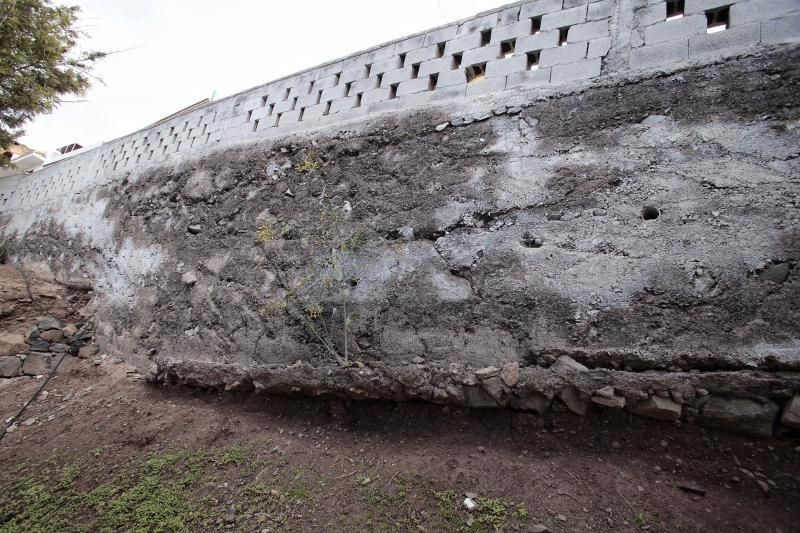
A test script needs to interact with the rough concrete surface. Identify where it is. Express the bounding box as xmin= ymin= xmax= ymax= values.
xmin=6 ymin=46 xmax=800 ymax=435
